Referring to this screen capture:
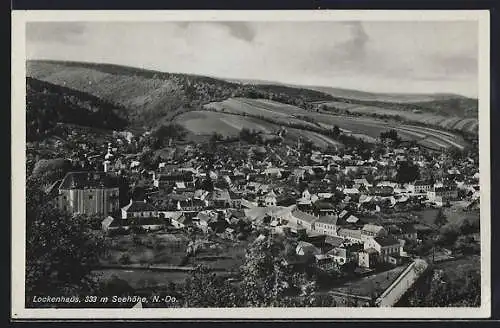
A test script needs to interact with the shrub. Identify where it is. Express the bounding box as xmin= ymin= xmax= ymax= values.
xmin=119 ymin=253 xmax=131 ymax=265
